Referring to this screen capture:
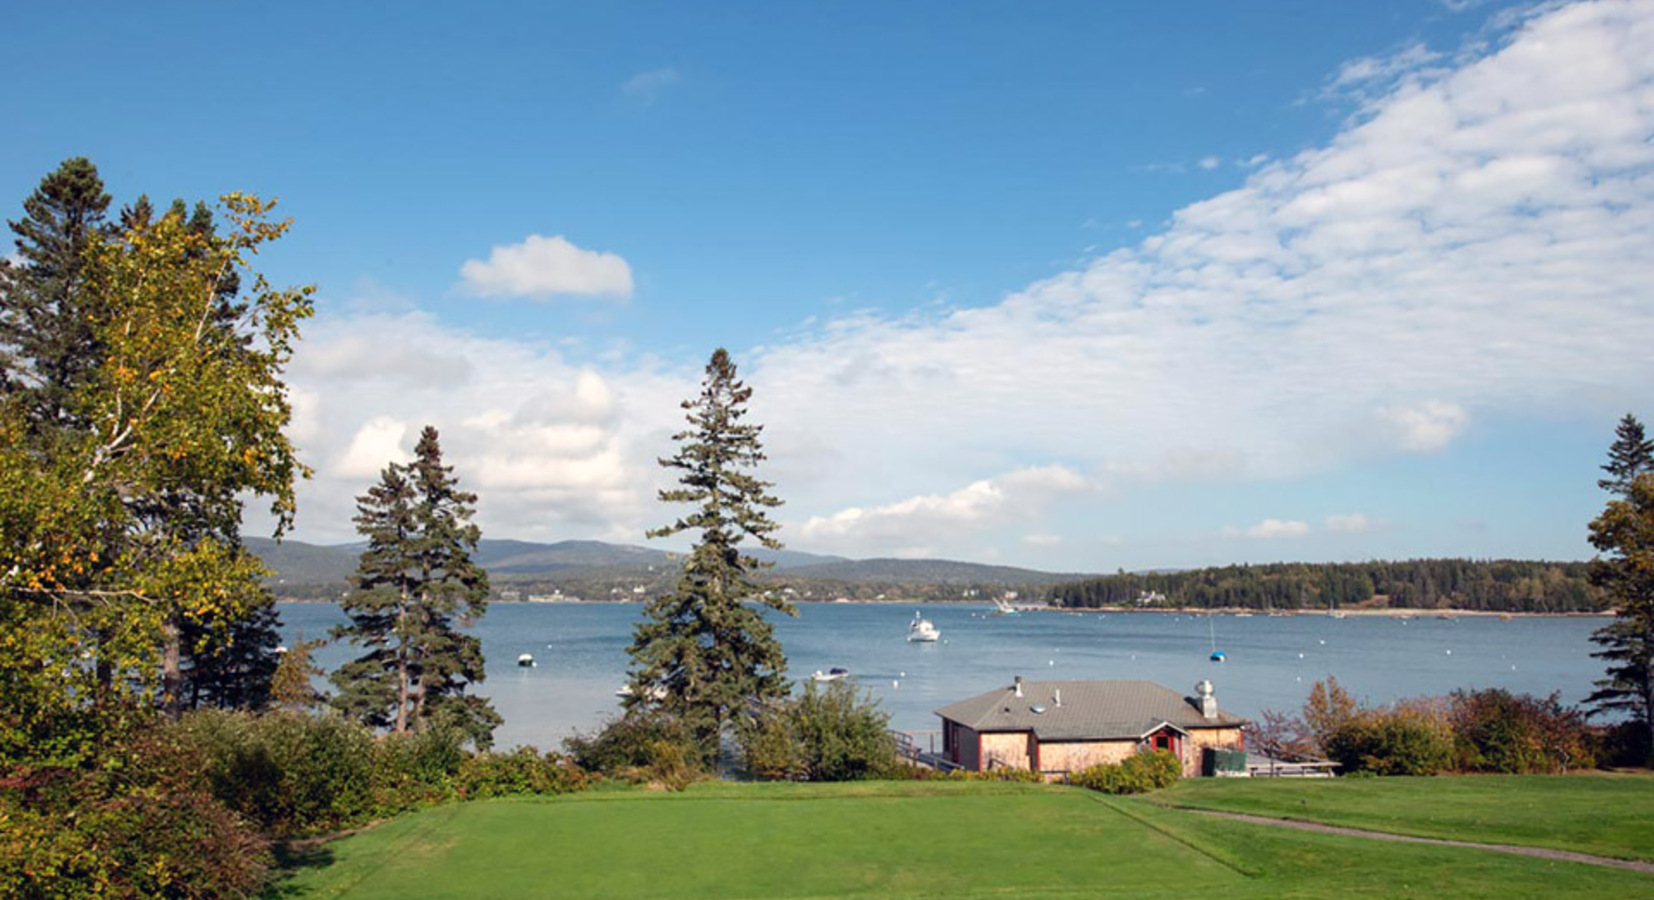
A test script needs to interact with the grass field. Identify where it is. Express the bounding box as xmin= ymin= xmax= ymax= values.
xmin=270 ymin=779 xmax=1653 ymax=899
xmin=1160 ymin=772 xmax=1654 ymax=861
